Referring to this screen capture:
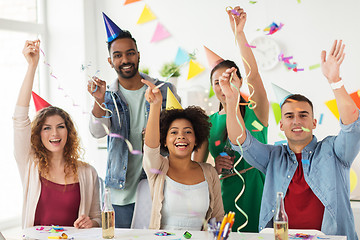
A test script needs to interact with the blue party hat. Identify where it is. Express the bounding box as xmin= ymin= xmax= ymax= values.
xmin=102 ymin=12 xmax=123 ymax=42
xmin=271 ymin=83 xmax=293 ymax=107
